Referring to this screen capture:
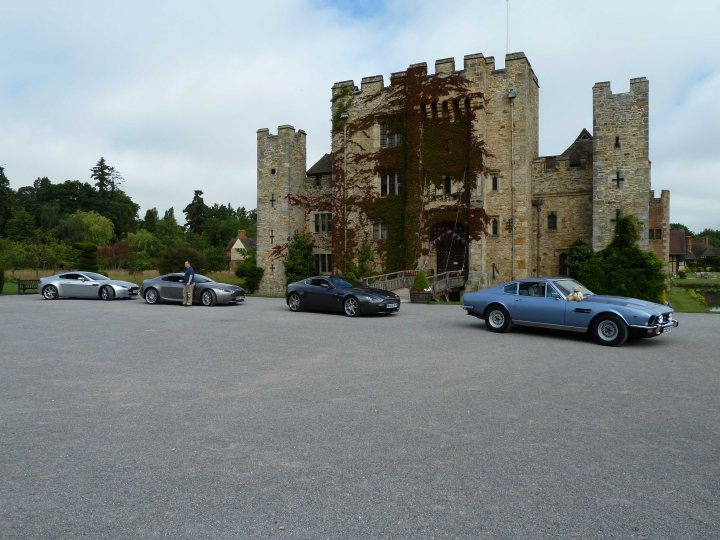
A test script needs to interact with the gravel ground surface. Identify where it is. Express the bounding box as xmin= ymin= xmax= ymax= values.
xmin=1 ymin=295 xmax=719 ymax=538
